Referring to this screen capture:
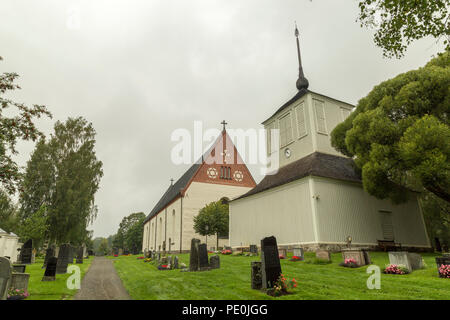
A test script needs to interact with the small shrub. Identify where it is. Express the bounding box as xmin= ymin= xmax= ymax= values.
xmin=305 ymin=258 xmax=332 ymax=265
xmin=267 ymin=274 xmax=297 ymax=297
xmin=438 ymin=264 xmax=450 ymax=278
xmin=340 ymin=258 xmax=358 ymax=268
xmin=384 ymin=264 xmax=410 ymax=275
